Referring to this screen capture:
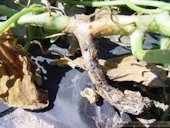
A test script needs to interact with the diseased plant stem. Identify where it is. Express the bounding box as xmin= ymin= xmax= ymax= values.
xmin=65 ymin=18 xmax=151 ymax=115
xmin=17 ymin=10 xmax=170 ymax=64
xmin=91 ymin=12 xmax=170 ymax=64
